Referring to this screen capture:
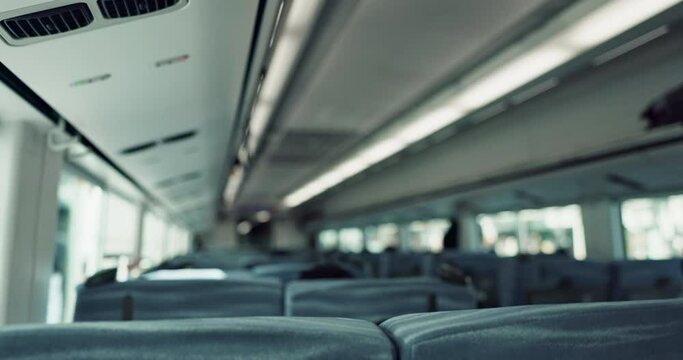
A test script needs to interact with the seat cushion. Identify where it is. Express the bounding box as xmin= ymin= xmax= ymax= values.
xmin=0 ymin=317 xmax=395 ymax=359
xmin=381 ymin=298 xmax=683 ymax=360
